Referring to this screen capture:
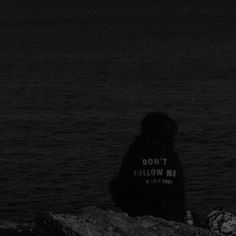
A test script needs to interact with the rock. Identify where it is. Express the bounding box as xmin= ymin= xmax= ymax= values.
xmin=1 ymin=207 xmax=229 ymax=236
xmin=34 ymin=206 xmax=224 ymax=236
xmin=0 ymin=220 xmax=35 ymax=236
xmin=206 ymin=210 xmax=236 ymax=235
